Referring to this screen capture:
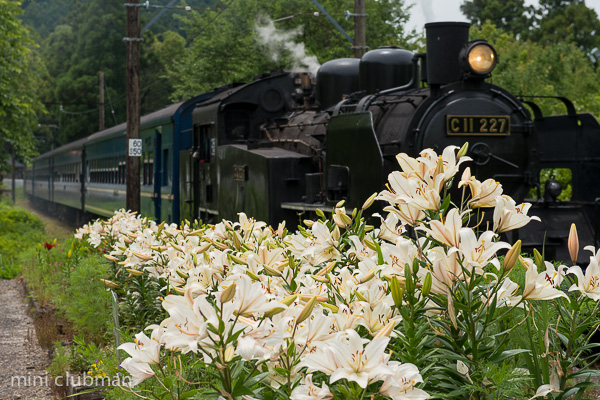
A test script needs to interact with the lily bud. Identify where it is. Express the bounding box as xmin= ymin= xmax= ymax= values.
xmin=246 ymin=270 xmax=260 ymax=281
xmin=67 ymin=249 xmax=73 ymax=259
xmin=421 ymin=272 xmax=432 ymax=297
xmin=262 ymin=264 xmax=282 ymax=277
xmin=359 ymin=269 xmax=376 ymax=284
xmin=104 ymin=254 xmax=119 ymax=262
xmin=503 ymin=240 xmax=521 ymax=273
xmin=231 ymin=231 xmax=242 ymax=250
xmin=171 ymin=243 xmax=184 ymax=252
xmin=447 ymin=293 xmax=458 ymax=330
xmin=459 ymin=167 xmax=471 ymax=188
xmin=390 ymin=276 xmax=404 ymax=308
xmin=434 ymin=155 xmax=444 ymax=176
xmin=311 ymin=274 xmax=330 ymax=283
xmin=100 ymin=279 xmax=119 ymax=289
xmin=132 ymin=251 xmax=153 ymax=261
xmin=296 ymin=296 xmax=318 ymax=326
xmin=213 ymin=238 xmax=231 ymax=250
xmin=224 ymin=344 xmax=235 ymax=362
xmin=339 ymin=213 xmax=353 ymax=227
xmin=362 ymin=192 xmax=378 ymax=210
xmin=335 ymin=200 xmax=345 ymax=208
xmin=280 ymin=294 xmax=298 ymax=306
xmin=126 ymin=268 xmax=144 ymax=276
xmin=196 ymin=242 xmax=211 ymax=253
xmin=220 ymin=282 xmax=236 ymax=303
xmin=176 ymin=269 xmax=189 ymax=280
xmin=568 ymin=223 xmax=579 ymax=264
xmin=264 ymin=306 xmax=286 ymax=318
xmin=364 ymin=238 xmax=378 ymax=251
xmin=533 ymin=248 xmax=544 ymax=269
xmin=405 ymin=264 xmax=414 ymax=293
xmin=315 ymin=208 xmax=326 ymax=219
xmin=303 ymin=219 xmax=314 ymax=228
xmin=457 ymin=142 xmax=469 ymax=160
xmin=228 ymin=254 xmax=247 ymax=265
xmin=333 ymin=214 xmax=346 ymax=229
xmin=412 ymin=258 xmax=420 ymax=275
xmin=320 ymin=302 xmax=339 ymax=313
xmin=354 ymin=290 xmax=367 ymax=302
xmin=315 ymin=261 xmax=336 ymax=276
xmin=352 ymin=208 xmax=358 ymax=219
xmin=332 ymin=226 xmax=340 ymax=242
xmin=277 ymin=221 xmax=286 ymax=239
